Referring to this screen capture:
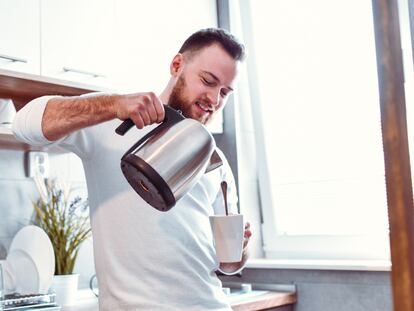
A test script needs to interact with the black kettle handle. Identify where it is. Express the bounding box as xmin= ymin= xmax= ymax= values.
xmin=115 ymin=105 xmax=184 ymax=136
xmin=115 ymin=119 xmax=135 ymax=136
xmin=116 ymin=105 xmax=185 ymax=160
